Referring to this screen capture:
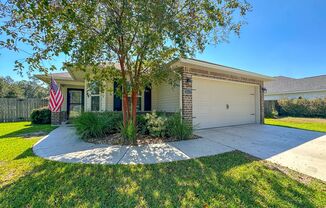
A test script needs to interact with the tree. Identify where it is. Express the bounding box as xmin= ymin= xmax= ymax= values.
xmin=0 ymin=76 xmax=23 ymax=98
xmin=0 ymin=0 xmax=251 ymax=131
xmin=0 ymin=76 xmax=48 ymax=98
